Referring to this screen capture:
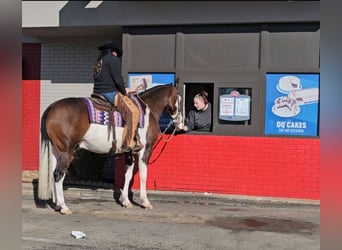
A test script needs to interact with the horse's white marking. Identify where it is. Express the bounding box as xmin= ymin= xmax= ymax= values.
xmin=79 ymin=124 xmax=124 ymax=154
xmin=120 ymin=107 xmax=150 ymax=208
